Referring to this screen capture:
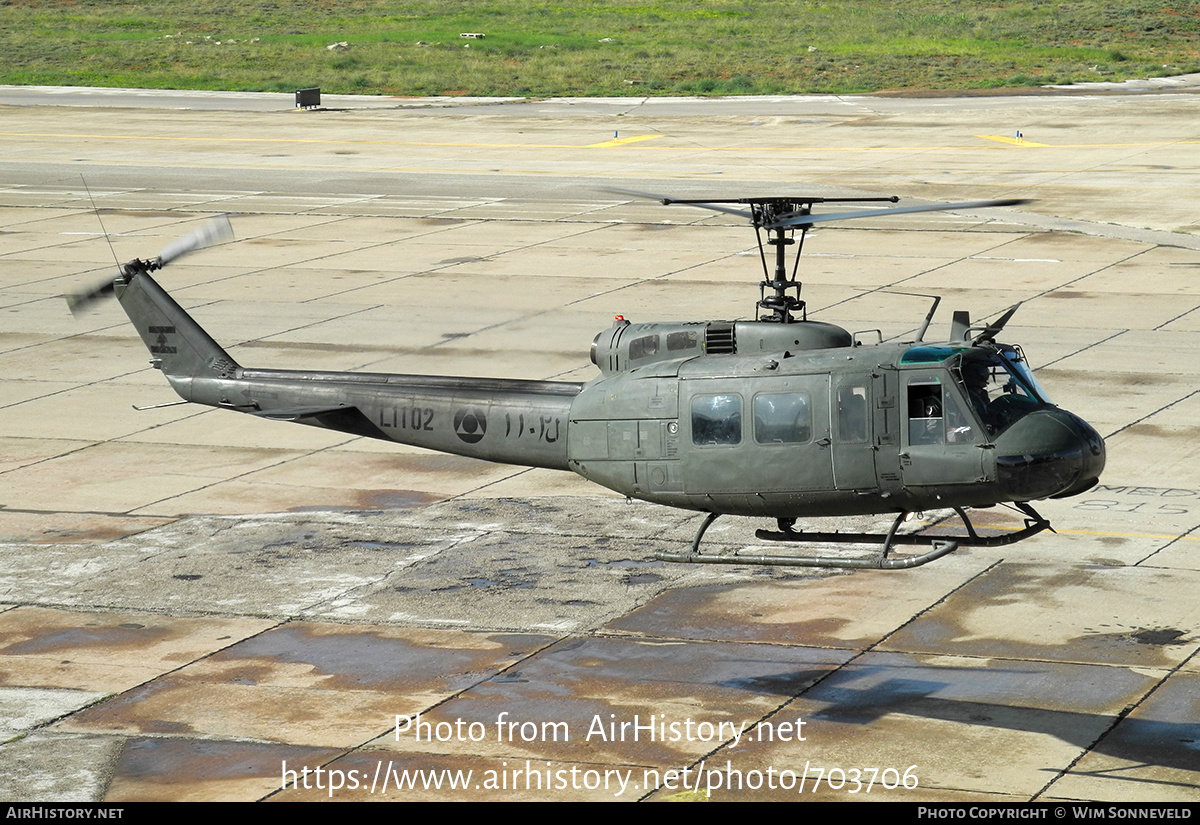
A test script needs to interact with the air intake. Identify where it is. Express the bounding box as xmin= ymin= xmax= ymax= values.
xmin=705 ymin=322 xmax=736 ymax=355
